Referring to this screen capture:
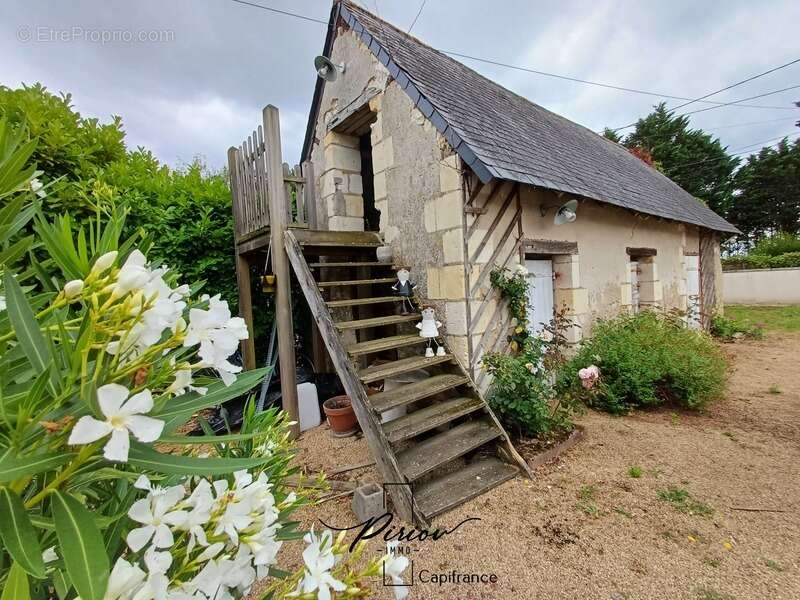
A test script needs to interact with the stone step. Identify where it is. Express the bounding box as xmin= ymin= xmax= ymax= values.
xmin=414 ymin=457 xmax=518 ymax=519
xmin=326 ymin=296 xmax=402 ymax=309
xmin=335 ymin=314 xmax=419 ymax=330
xmin=293 ymin=229 xmax=383 ymax=247
xmin=346 ymin=334 xmax=425 ymax=357
xmin=359 ymin=354 xmax=454 ymax=385
xmin=396 ymin=419 xmax=502 ymax=481
xmin=383 ymin=396 xmax=483 ymax=443
xmin=370 ymin=374 xmax=470 ymax=414
xmin=309 ymin=261 xmax=392 ymax=268
xmin=318 ymin=277 xmax=395 ymax=288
